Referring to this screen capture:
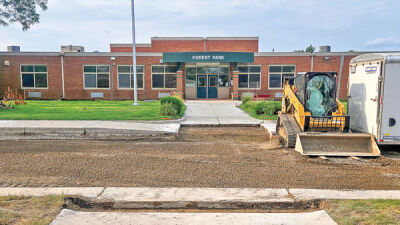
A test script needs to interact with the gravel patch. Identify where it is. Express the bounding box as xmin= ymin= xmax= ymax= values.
xmin=0 ymin=127 xmax=399 ymax=189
